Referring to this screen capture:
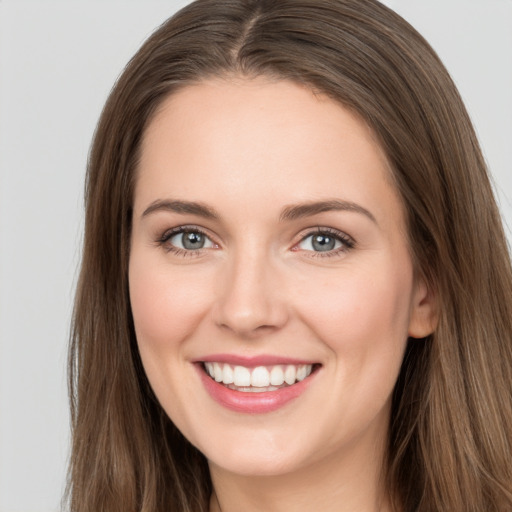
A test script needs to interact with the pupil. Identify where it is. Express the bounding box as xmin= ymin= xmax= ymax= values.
xmin=312 ymin=234 xmax=335 ymax=252
xmin=183 ymin=232 xmax=204 ymax=250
